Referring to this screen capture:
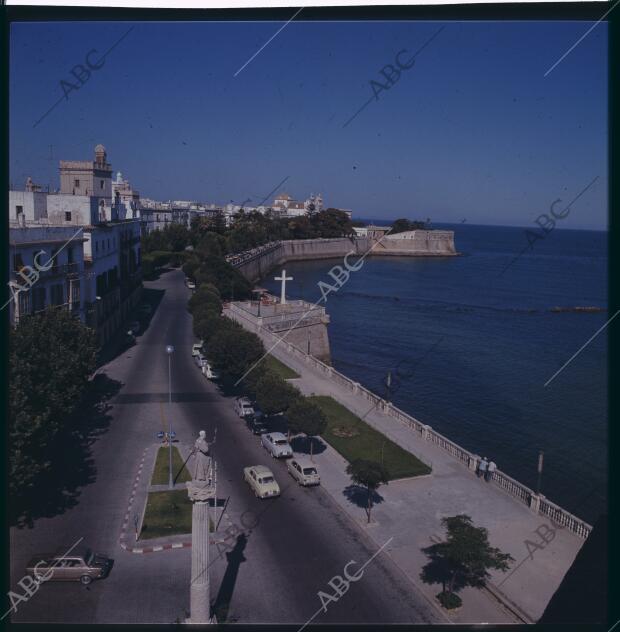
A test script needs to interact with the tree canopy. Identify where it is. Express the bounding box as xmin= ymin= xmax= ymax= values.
xmin=420 ymin=514 xmax=514 ymax=609
xmin=255 ymin=372 xmax=300 ymax=416
xmin=9 ymin=309 xmax=98 ymax=501
xmin=207 ymin=325 xmax=265 ymax=378
xmin=346 ymin=458 xmax=390 ymax=523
